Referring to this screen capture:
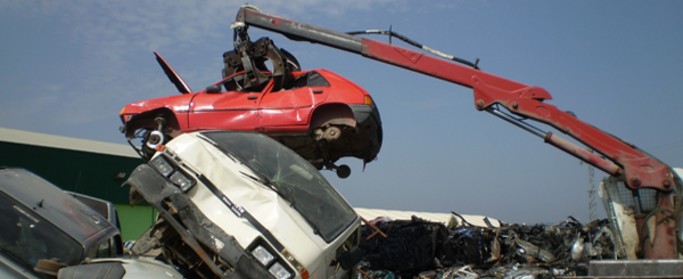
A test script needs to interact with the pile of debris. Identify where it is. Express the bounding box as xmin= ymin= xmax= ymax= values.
xmin=357 ymin=215 xmax=616 ymax=278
